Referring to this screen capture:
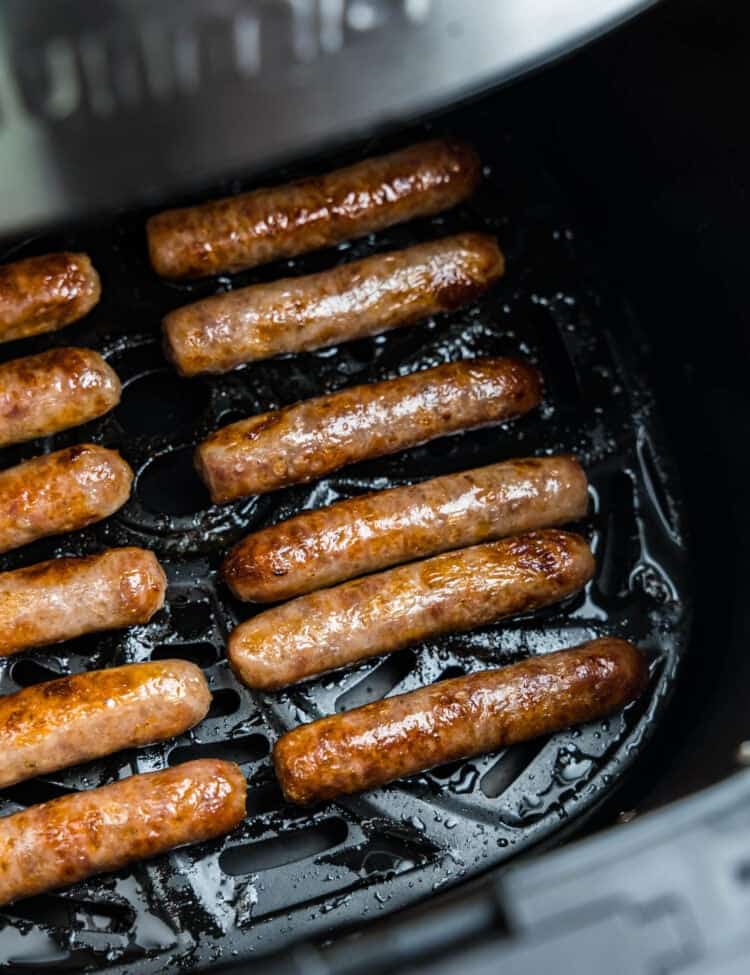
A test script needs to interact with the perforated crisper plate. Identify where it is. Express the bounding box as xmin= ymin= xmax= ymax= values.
xmin=0 ymin=108 xmax=690 ymax=973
